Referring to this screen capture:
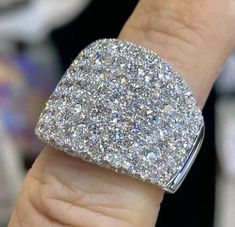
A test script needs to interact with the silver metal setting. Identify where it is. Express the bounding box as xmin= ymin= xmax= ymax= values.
xmin=164 ymin=125 xmax=205 ymax=193
xmin=35 ymin=39 xmax=204 ymax=193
